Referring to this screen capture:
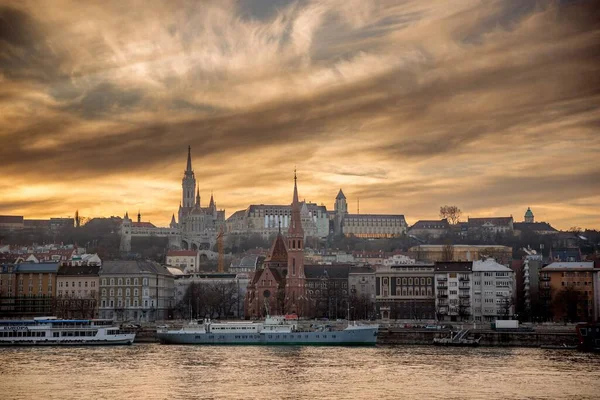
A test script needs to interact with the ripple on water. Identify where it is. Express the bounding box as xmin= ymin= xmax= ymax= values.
xmin=1 ymin=345 xmax=599 ymax=400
